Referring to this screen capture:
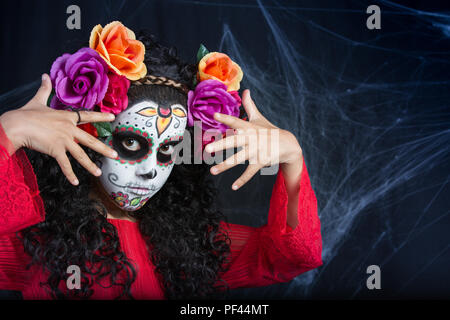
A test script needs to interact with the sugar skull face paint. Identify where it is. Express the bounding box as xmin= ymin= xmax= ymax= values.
xmin=98 ymin=100 xmax=187 ymax=211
